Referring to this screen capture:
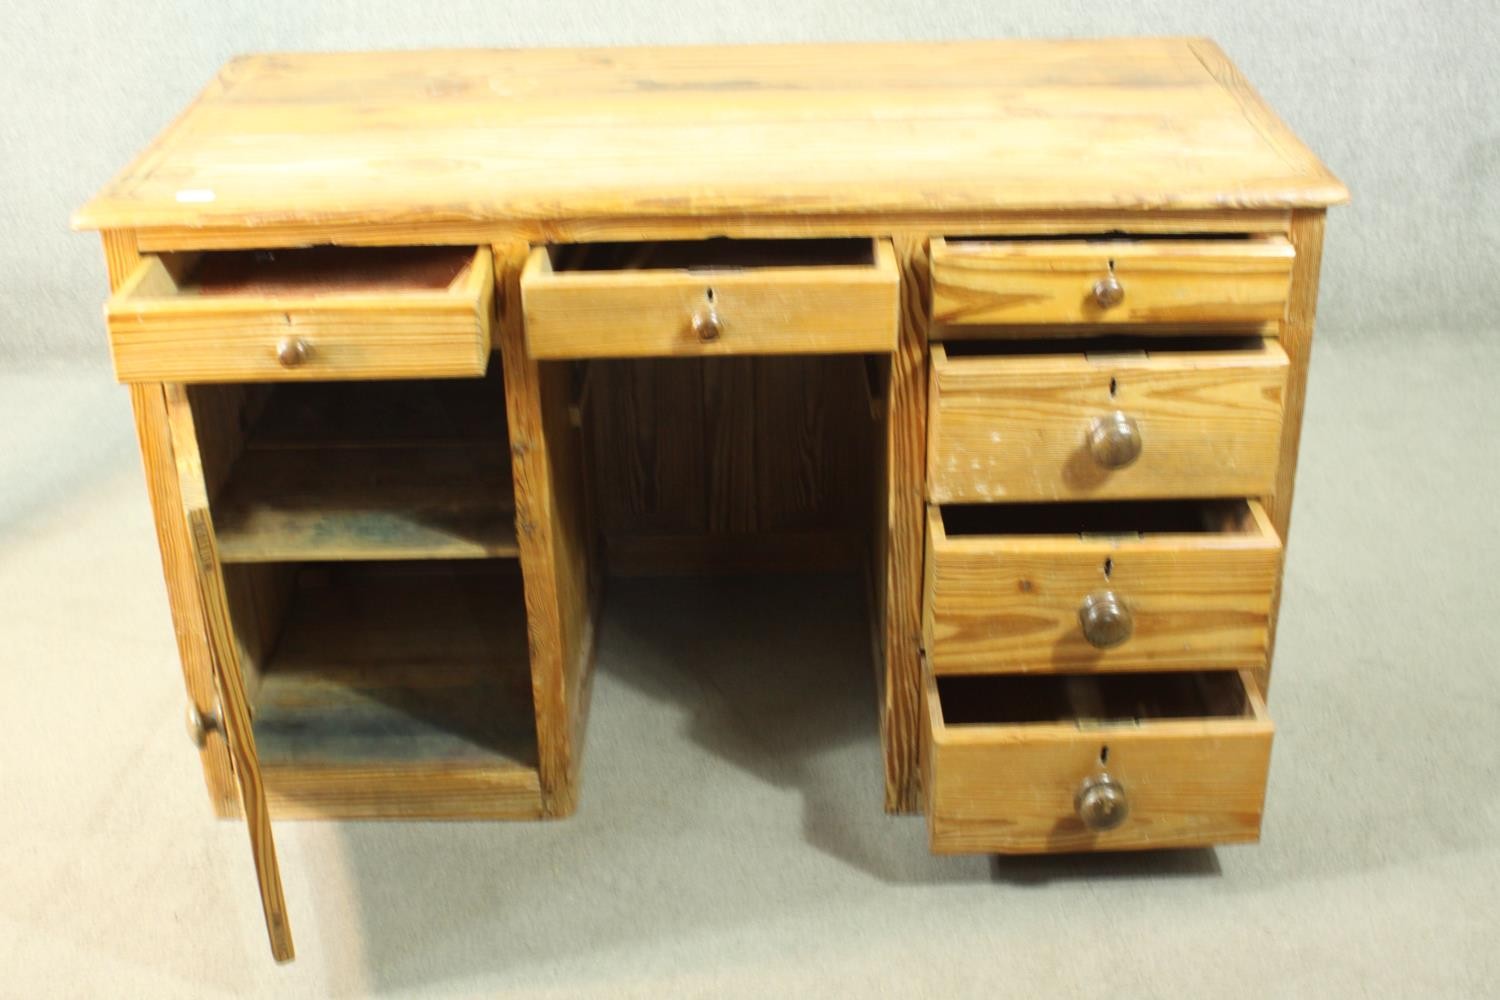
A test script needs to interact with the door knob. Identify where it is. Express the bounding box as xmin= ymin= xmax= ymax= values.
xmin=186 ymin=702 xmax=222 ymax=749
xmin=691 ymin=306 xmax=723 ymax=342
xmin=1088 ymin=411 xmax=1141 ymax=469
xmin=1092 ymin=270 xmax=1125 ymax=308
xmin=1079 ymin=590 xmax=1133 ymax=648
xmin=276 ymin=337 xmax=310 ymax=367
xmin=1076 ymin=774 xmax=1129 ymax=831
